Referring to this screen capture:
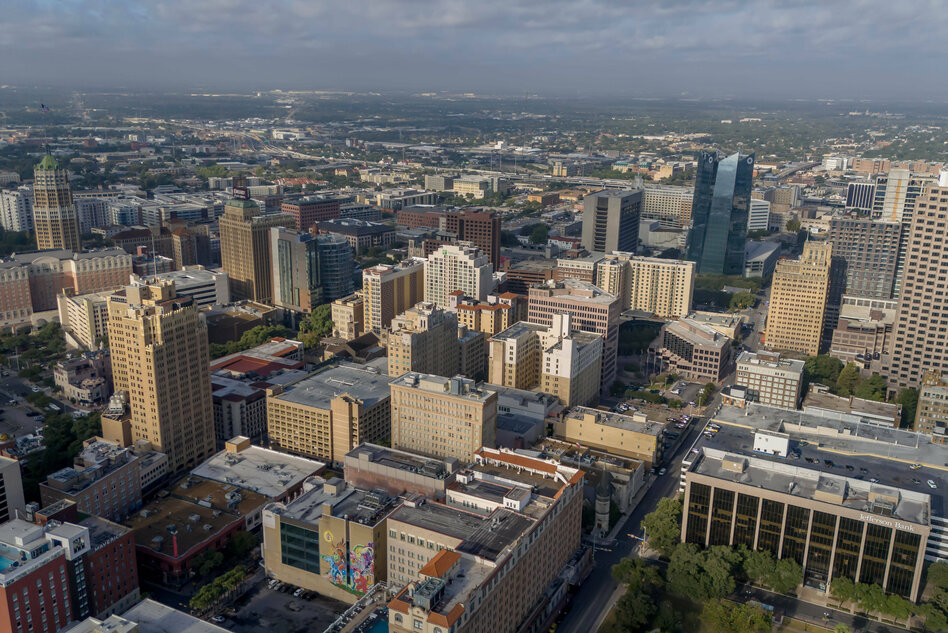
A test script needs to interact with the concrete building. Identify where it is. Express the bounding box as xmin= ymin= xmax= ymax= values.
xmin=595 ymin=253 xmax=694 ymax=318
xmin=61 ymin=600 xmax=230 ymax=633
xmin=33 ymin=153 xmax=81 ymax=252
xmin=452 ymin=176 xmax=500 ymax=199
xmin=390 ymin=373 xmax=498 ymax=462
xmin=266 ymin=359 xmax=395 ymax=466
xmin=828 ymin=297 xmax=896 ymax=372
xmin=0 ymin=457 xmax=24 ymax=524
xmin=104 ymin=280 xmax=215 ymax=474
xmin=57 ymin=291 xmax=112 ymax=350
xmin=424 ymin=175 xmax=454 ymax=191
xmin=765 ymin=241 xmax=833 ymax=356
xmin=331 ymin=293 xmax=364 ymax=340
xmin=528 ymin=279 xmax=621 ymax=393
xmin=802 ymin=387 xmax=901 ymax=428
xmin=687 ymin=311 xmax=744 ymax=340
xmin=443 ymin=210 xmax=501 ymax=270
xmin=747 ymin=198 xmax=771 ymax=232
xmin=734 ymin=350 xmax=805 ymax=409
xmin=456 ymin=325 xmax=487 ymax=382
xmin=316 ymin=218 xmax=394 ymax=253
xmin=555 ymin=254 xmax=604 ymax=284
xmin=344 ymin=443 xmax=459 ymax=501
xmin=387 ymin=303 xmax=460 ymax=378
xmin=0 ymin=187 xmax=33 ymax=233
xmin=424 ymin=243 xmax=494 ymax=309
xmin=77 ymin=516 xmax=140 ymax=619
xmin=581 ymin=189 xmax=642 ymax=254
xmin=553 ymin=406 xmax=665 ymax=467
xmin=218 ymin=198 xmax=294 ymax=302
xmin=281 ymin=194 xmax=345 ymax=230
xmin=40 ymin=439 xmax=142 ymax=523
xmin=651 ymin=317 xmax=732 ymax=383
xmin=916 ymin=371 xmax=948 ymax=443
xmin=503 ymin=259 xmax=557 ymax=295
xmin=744 ymin=240 xmax=781 ymax=278
xmin=53 ymin=351 xmax=112 ymax=406
xmin=396 ymin=207 xmax=447 ymax=230
xmin=487 ymin=315 xmax=603 ymax=408
xmin=827 ymin=217 xmax=900 ymax=300
xmin=641 ymin=185 xmax=693 ymax=229
xmin=451 ymin=292 xmax=527 ymax=337
xmin=373 ymin=188 xmax=439 ymax=211
xmin=386 ymin=448 xmax=584 ymax=633
xmin=271 ymin=227 xmax=354 ymax=313
xmin=140 ymin=266 xmax=230 ymax=307
xmin=363 ymin=260 xmax=426 ymax=333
